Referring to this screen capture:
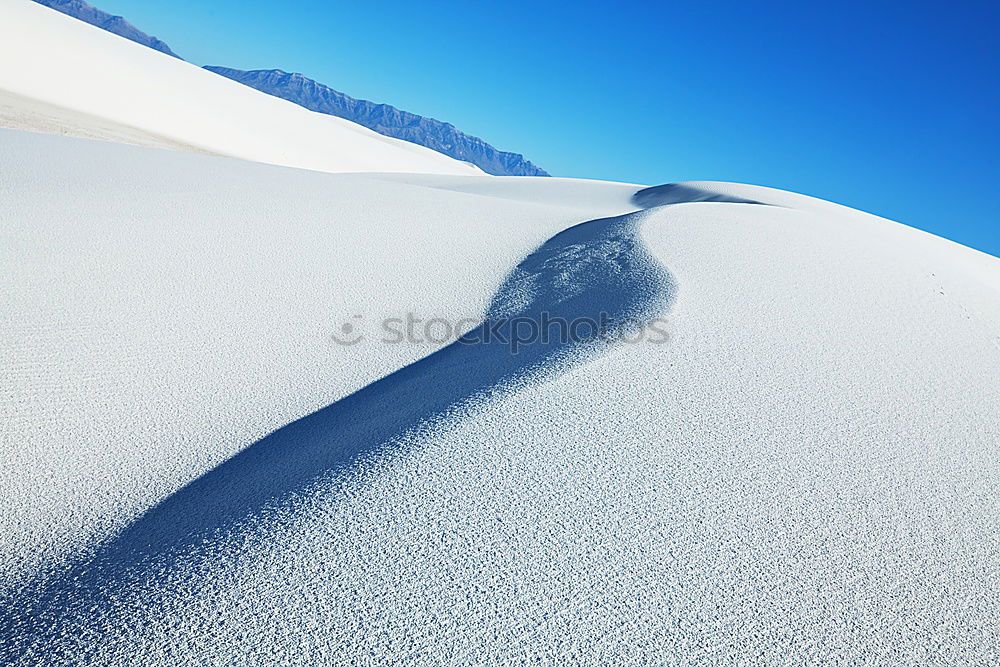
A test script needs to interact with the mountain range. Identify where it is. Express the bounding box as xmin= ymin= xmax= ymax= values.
xmin=32 ymin=0 xmax=180 ymax=58
xmin=205 ymin=67 xmax=549 ymax=176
